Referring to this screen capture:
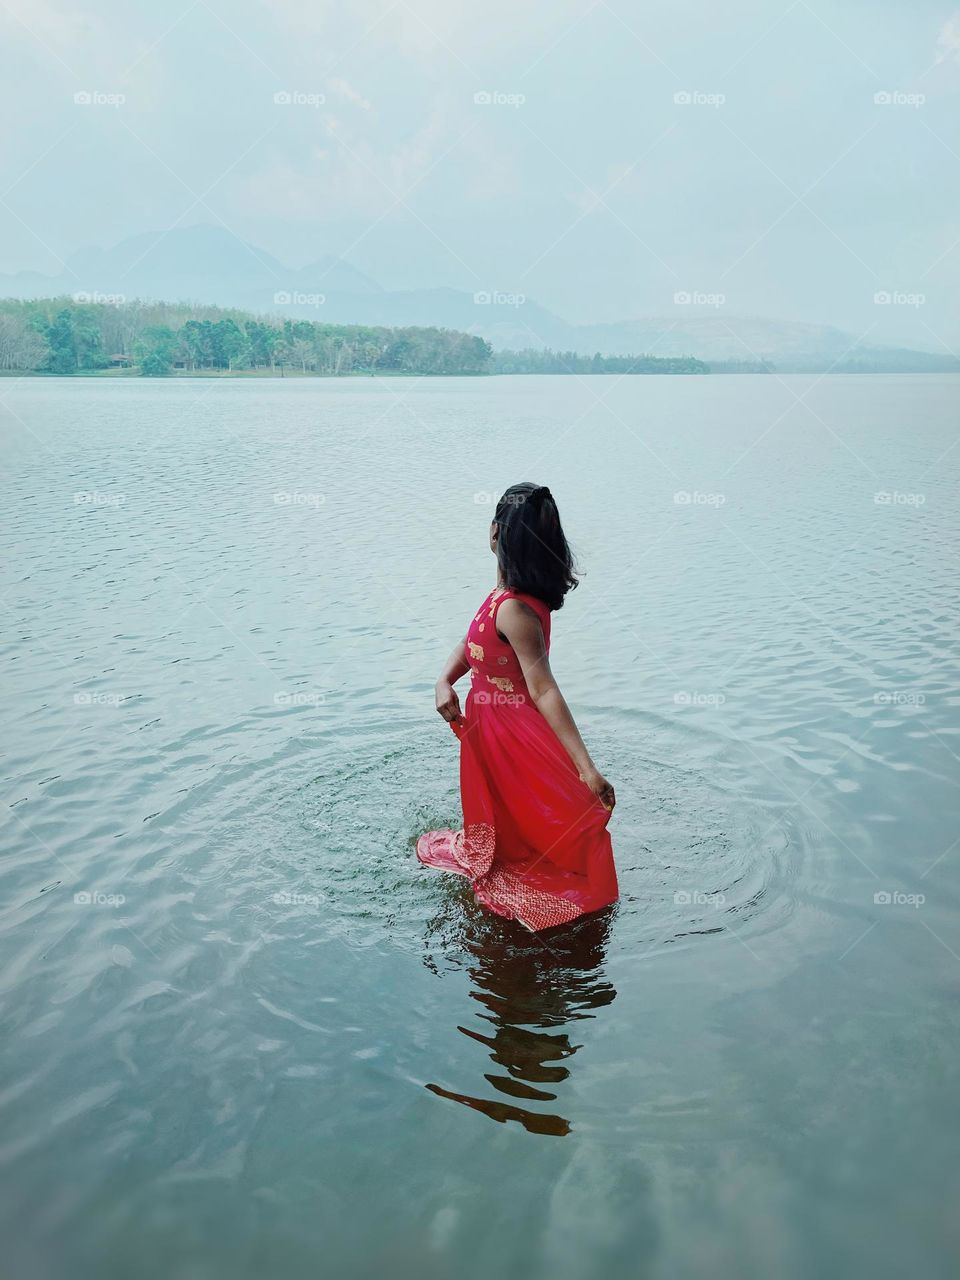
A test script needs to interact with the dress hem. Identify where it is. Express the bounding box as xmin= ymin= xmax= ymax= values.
xmin=416 ymin=828 xmax=590 ymax=932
